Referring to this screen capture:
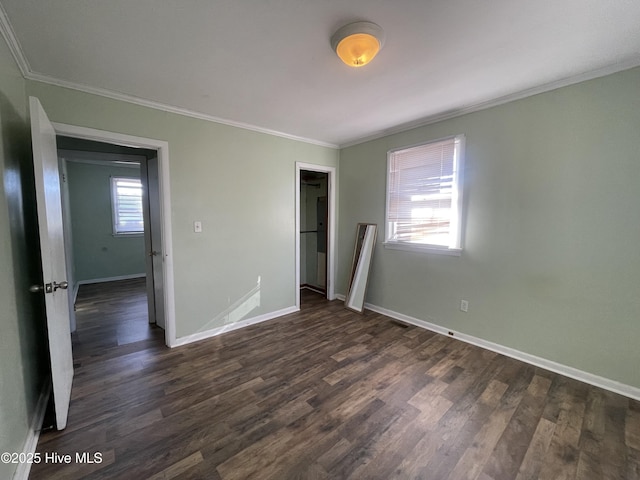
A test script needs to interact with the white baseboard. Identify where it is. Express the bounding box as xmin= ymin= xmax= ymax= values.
xmin=370 ymin=303 xmax=640 ymax=401
xmin=77 ymin=273 xmax=146 ymax=286
xmin=335 ymin=294 xmax=640 ymax=401
xmin=173 ymin=306 xmax=299 ymax=348
xmin=13 ymin=382 xmax=50 ymax=480
xmin=300 ymin=285 xmax=326 ymax=295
